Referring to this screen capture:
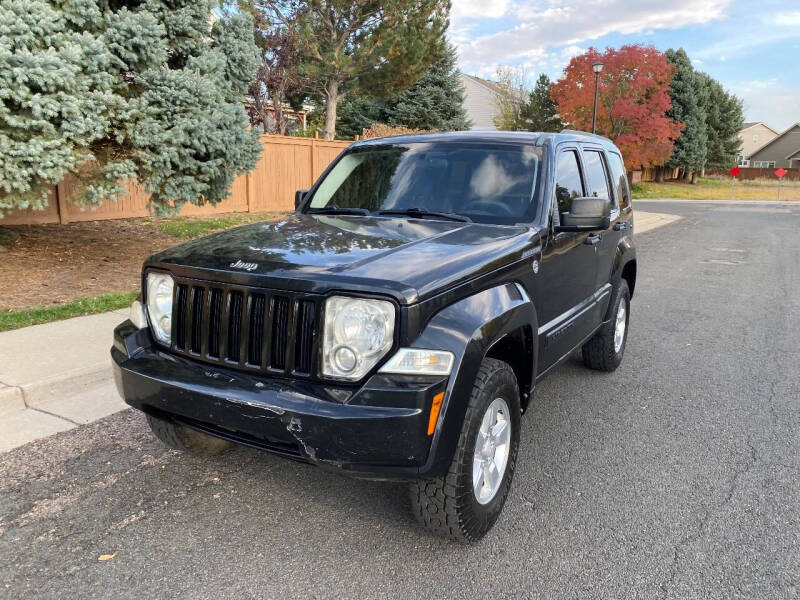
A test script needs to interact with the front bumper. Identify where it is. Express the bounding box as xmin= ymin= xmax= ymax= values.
xmin=112 ymin=322 xmax=447 ymax=478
